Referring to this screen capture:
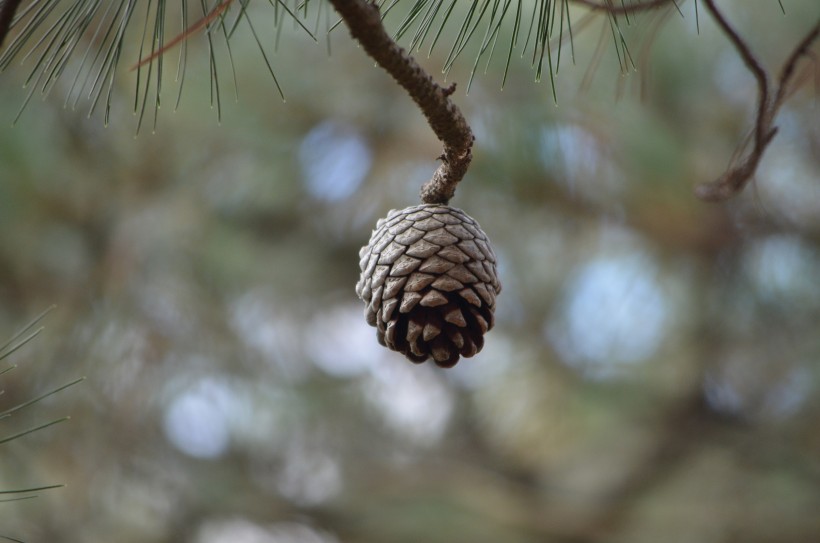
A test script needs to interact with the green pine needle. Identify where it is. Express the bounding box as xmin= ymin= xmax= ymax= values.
xmin=0 ymin=328 xmax=42 ymax=363
xmin=0 ymin=0 xmax=315 ymax=128
xmin=0 ymin=377 xmax=85 ymax=419
xmin=0 ymin=417 xmax=71 ymax=445
xmin=0 ymin=484 xmax=65 ymax=495
xmin=0 ymin=306 xmax=54 ymax=361
xmin=385 ymin=0 xmax=576 ymax=99
xmin=0 ymin=495 xmax=38 ymax=503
